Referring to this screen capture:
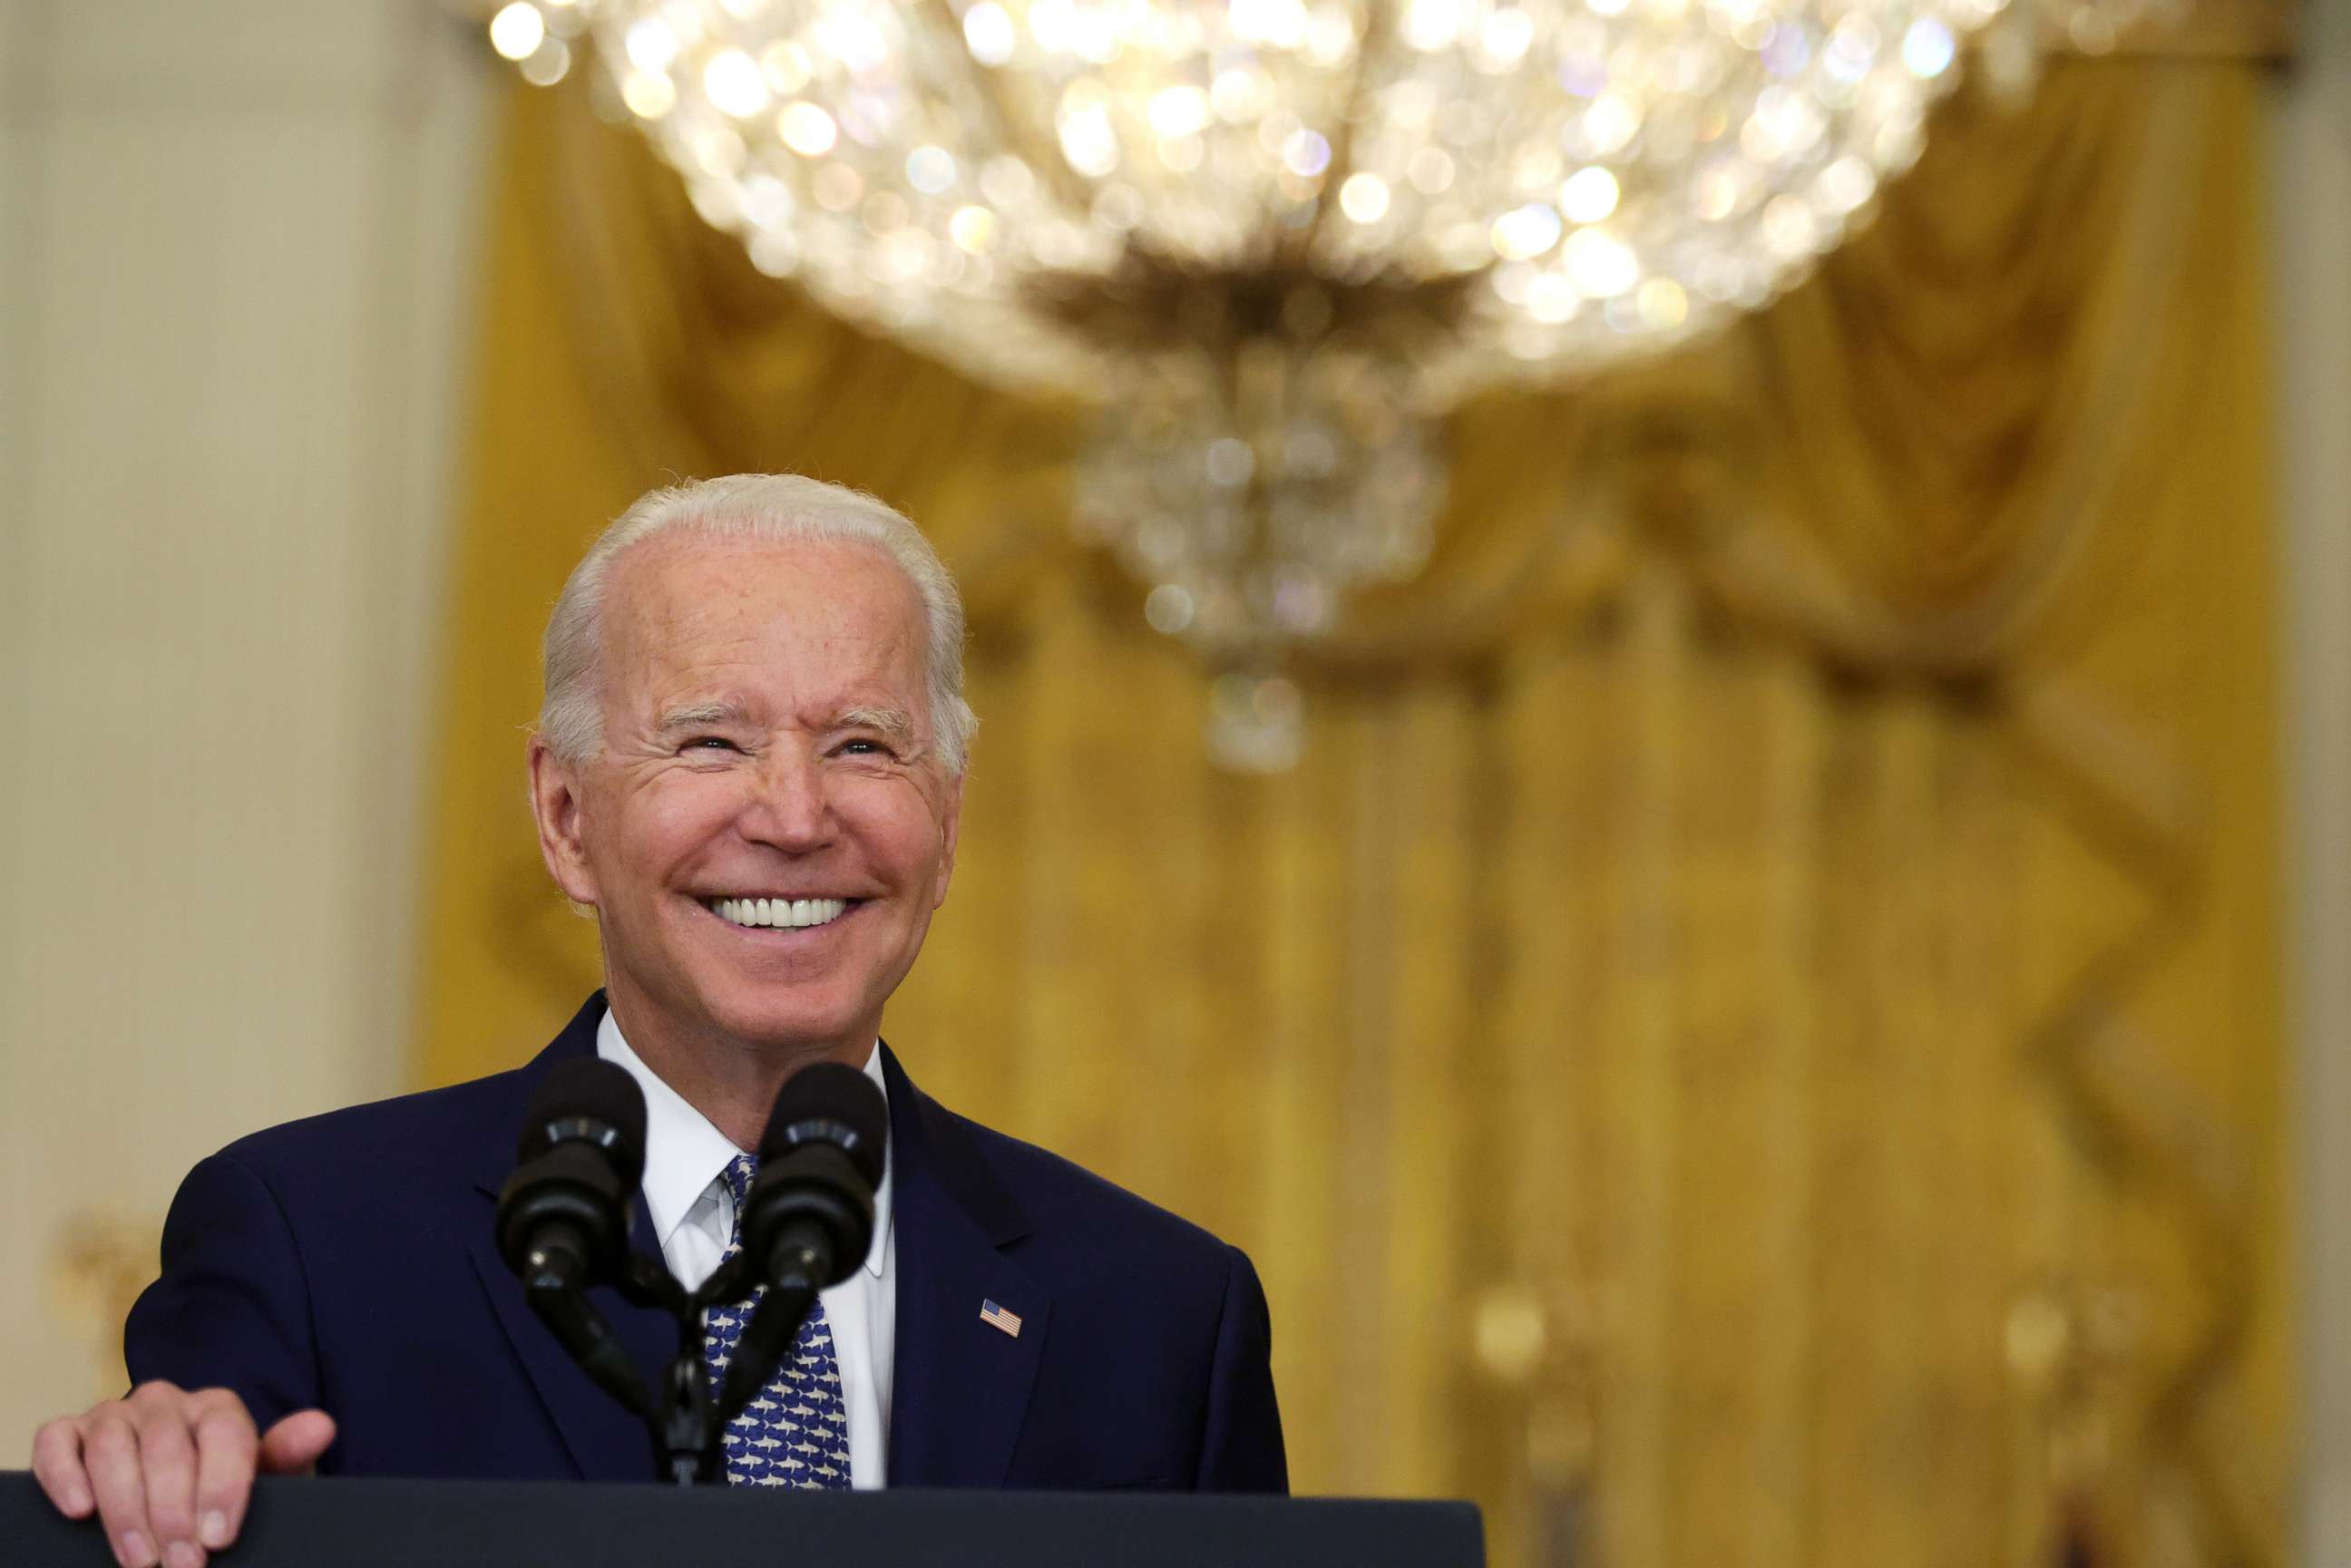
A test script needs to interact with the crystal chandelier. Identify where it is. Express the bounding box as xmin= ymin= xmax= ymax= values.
xmin=486 ymin=0 xmax=2131 ymax=767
